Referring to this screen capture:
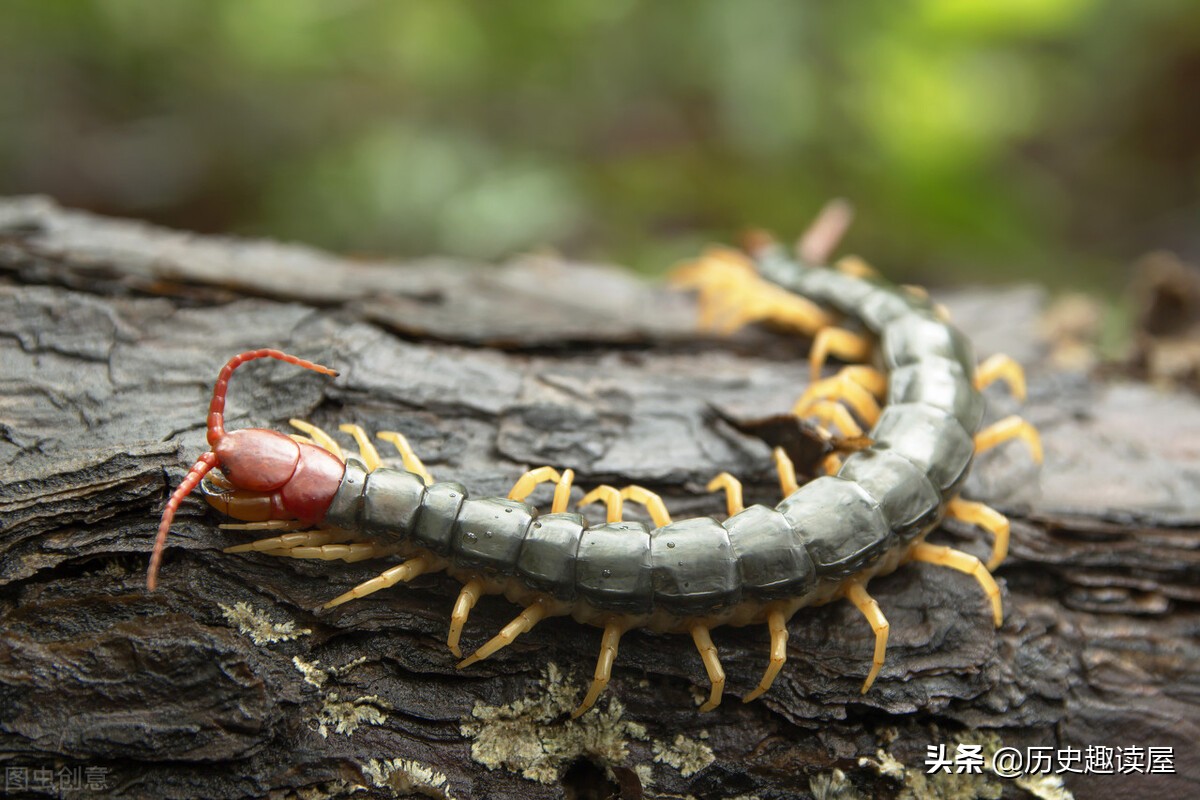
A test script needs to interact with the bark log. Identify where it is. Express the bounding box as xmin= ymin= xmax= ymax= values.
xmin=1 ymin=196 xmax=1197 ymax=800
